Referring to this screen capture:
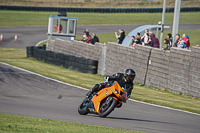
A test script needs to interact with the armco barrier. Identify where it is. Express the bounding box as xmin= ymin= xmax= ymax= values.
xmin=1 ymin=5 xmax=199 ymax=13
xmin=46 ymin=39 xmax=200 ymax=98
xmin=26 ymin=46 xmax=98 ymax=74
